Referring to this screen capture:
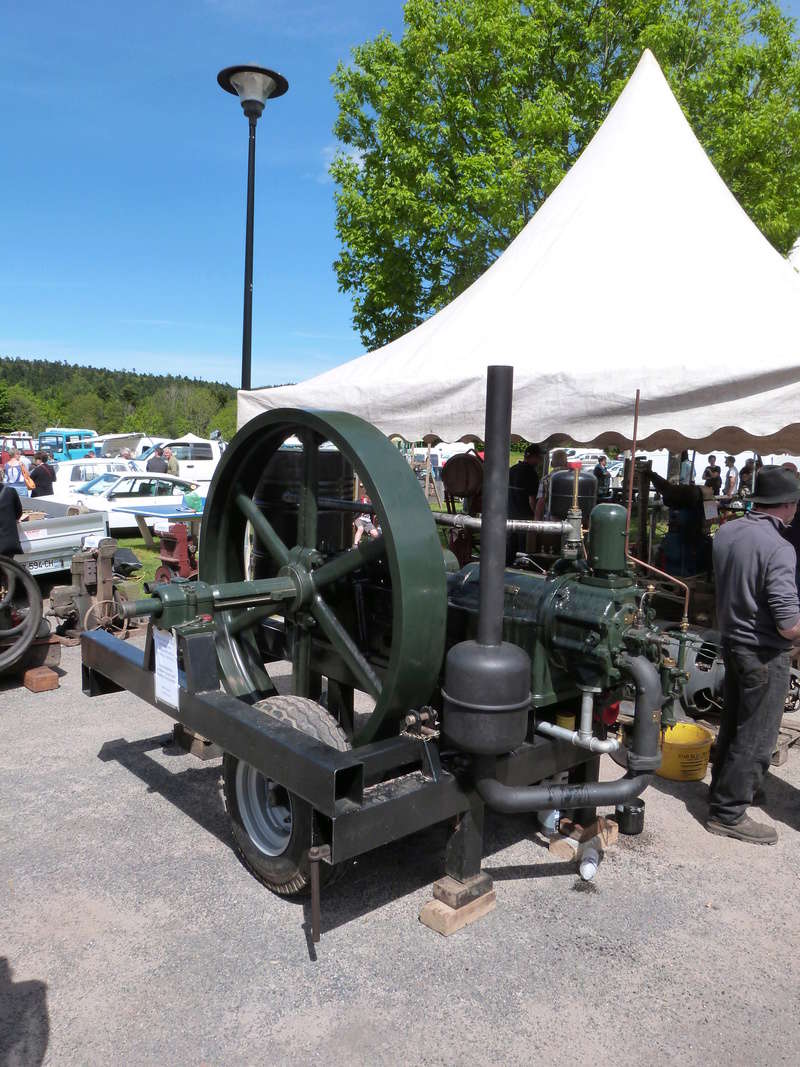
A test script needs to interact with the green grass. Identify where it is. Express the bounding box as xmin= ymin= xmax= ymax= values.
xmin=116 ymin=536 xmax=162 ymax=592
